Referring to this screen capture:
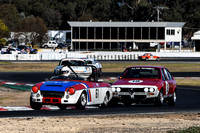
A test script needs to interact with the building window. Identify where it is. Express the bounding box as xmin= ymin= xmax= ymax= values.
xmin=167 ymin=29 xmax=175 ymax=35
